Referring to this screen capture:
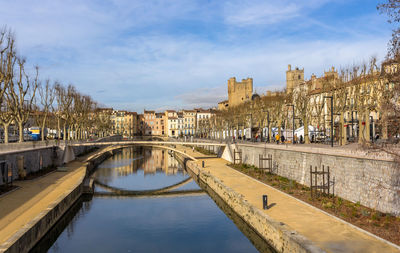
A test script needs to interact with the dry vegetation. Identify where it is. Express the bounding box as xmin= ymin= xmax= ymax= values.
xmin=230 ymin=163 xmax=400 ymax=245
